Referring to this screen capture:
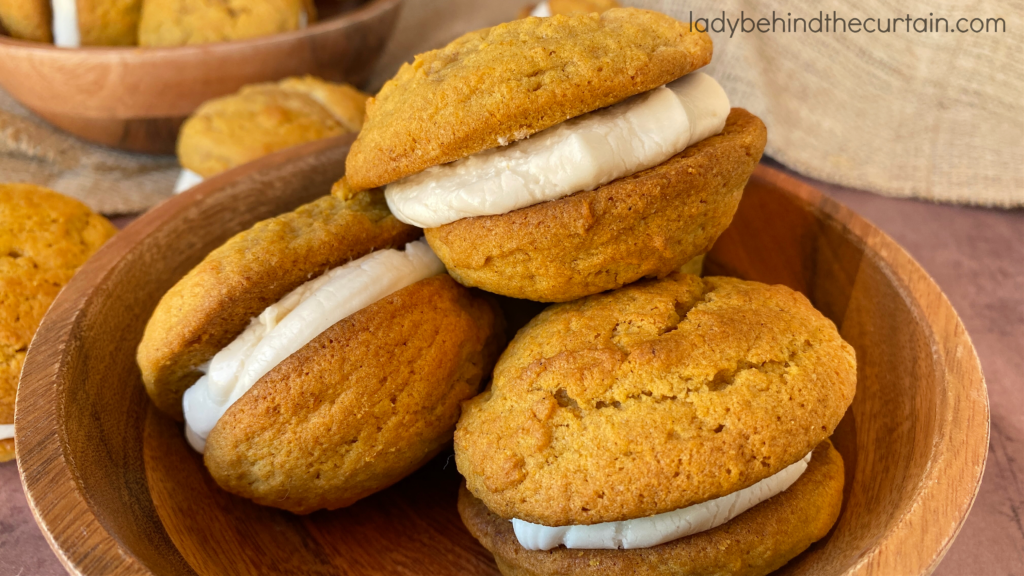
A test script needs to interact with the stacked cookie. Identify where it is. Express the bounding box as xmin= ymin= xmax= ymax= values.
xmin=0 ymin=0 xmax=313 ymax=46
xmin=137 ymin=8 xmax=857 ymax=575
xmin=174 ymin=76 xmax=369 ymax=193
xmin=1 ymin=184 xmax=117 ymax=462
